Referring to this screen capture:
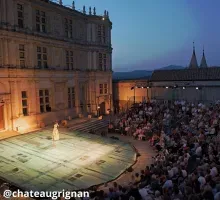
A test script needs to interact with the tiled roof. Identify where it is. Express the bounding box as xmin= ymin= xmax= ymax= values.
xmin=151 ymin=67 xmax=220 ymax=81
